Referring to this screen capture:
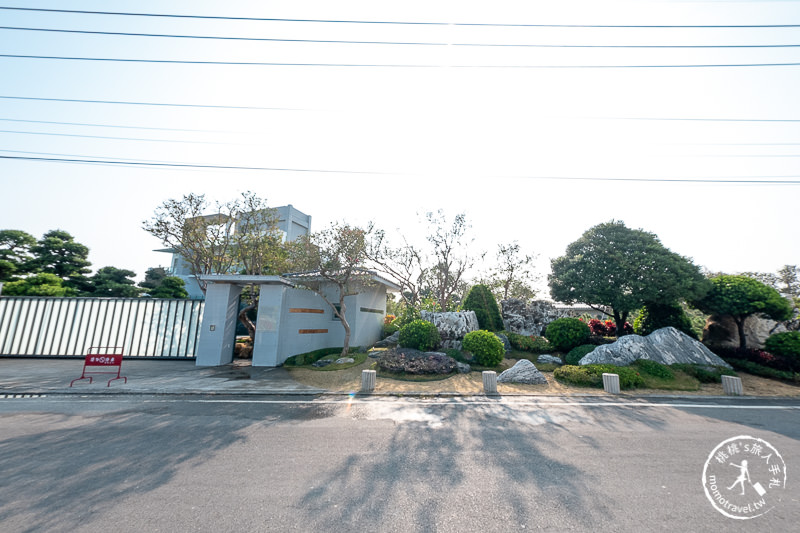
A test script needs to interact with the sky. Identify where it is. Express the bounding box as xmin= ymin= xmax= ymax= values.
xmin=1 ymin=0 xmax=799 ymax=295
